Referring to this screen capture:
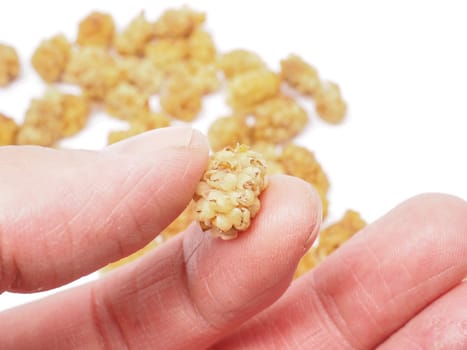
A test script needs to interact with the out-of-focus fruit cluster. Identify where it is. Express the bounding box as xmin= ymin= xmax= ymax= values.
xmin=0 ymin=6 xmax=364 ymax=277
